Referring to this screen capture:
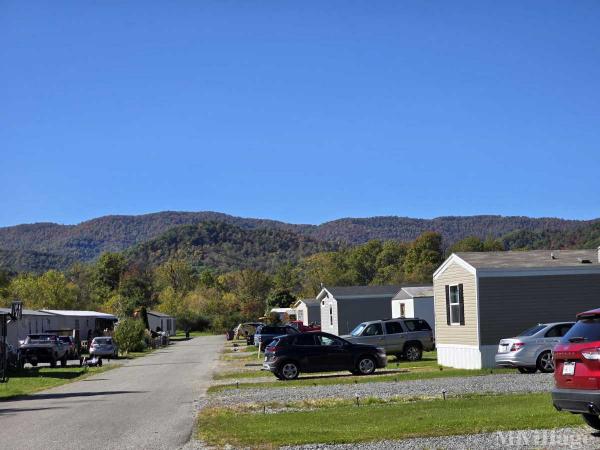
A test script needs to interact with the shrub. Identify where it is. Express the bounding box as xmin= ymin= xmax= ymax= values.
xmin=114 ymin=318 xmax=146 ymax=355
